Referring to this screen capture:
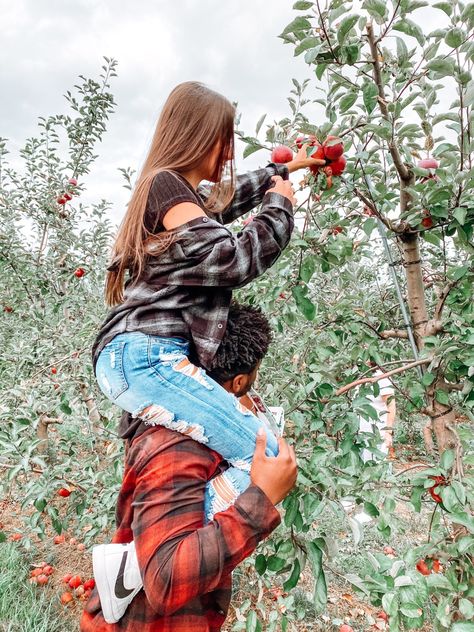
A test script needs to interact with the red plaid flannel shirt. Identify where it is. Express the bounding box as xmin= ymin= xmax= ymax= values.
xmin=80 ymin=427 xmax=280 ymax=631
